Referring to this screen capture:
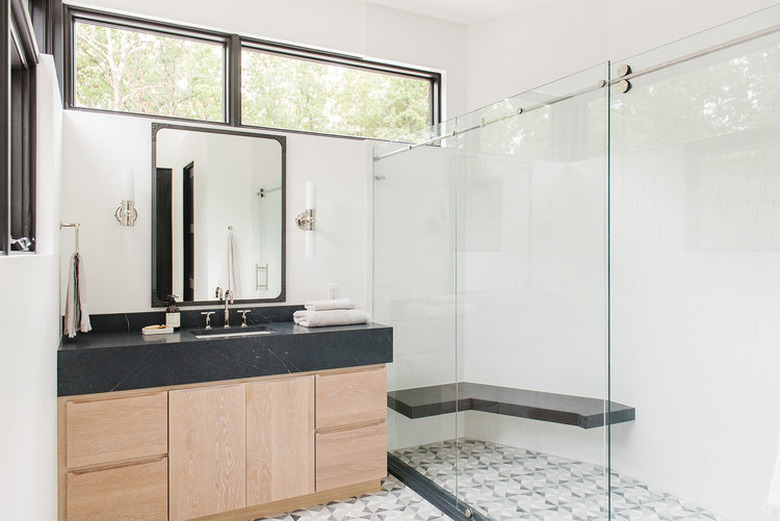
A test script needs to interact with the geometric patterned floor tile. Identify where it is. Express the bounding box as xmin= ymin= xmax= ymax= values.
xmin=391 ymin=439 xmax=726 ymax=521
xmin=255 ymin=476 xmax=453 ymax=521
